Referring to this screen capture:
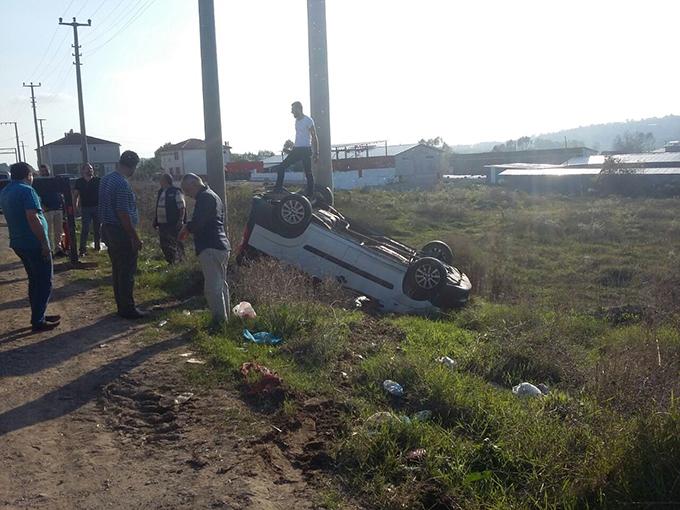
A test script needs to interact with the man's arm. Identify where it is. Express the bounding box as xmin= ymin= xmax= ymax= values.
xmin=116 ymin=210 xmax=142 ymax=251
xmin=25 ymin=210 xmax=50 ymax=259
xmin=310 ymin=124 xmax=319 ymax=162
xmin=186 ymin=194 xmax=215 ymax=234
xmin=73 ymin=188 xmax=80 ymax=211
